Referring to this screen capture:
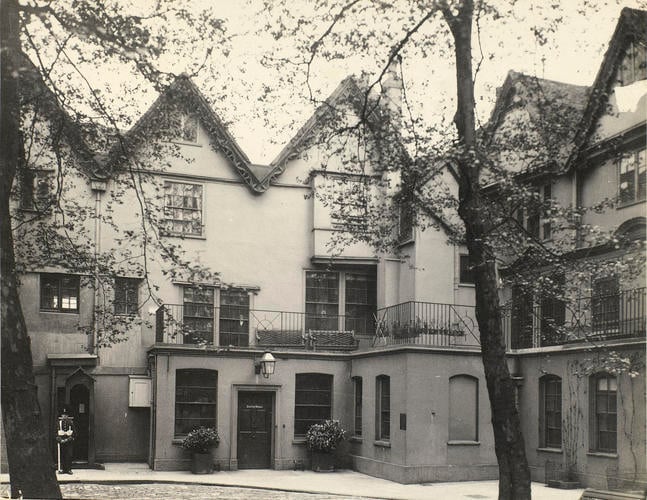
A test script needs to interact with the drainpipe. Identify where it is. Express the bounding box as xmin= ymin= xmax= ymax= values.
xmin=90 ymin=179 xmax=107 ymax=355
